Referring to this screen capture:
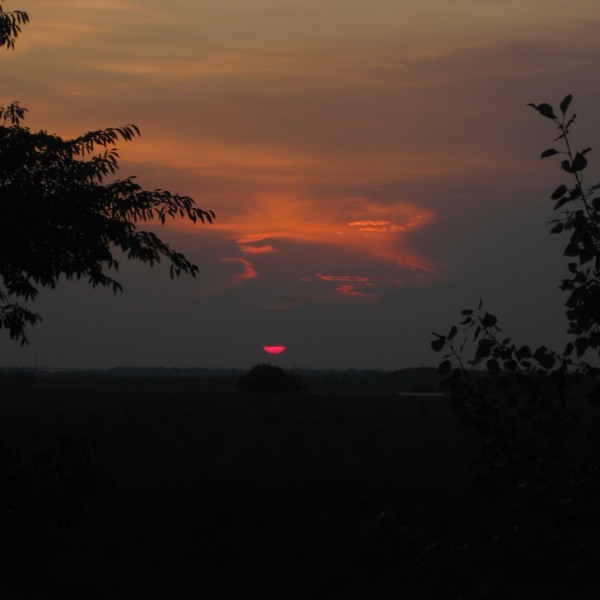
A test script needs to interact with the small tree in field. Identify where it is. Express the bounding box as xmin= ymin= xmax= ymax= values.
xmin=430 ymin=95 xmax=600 ymax=597
xmin=236 ymin=364 xmax=305 ymax=400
